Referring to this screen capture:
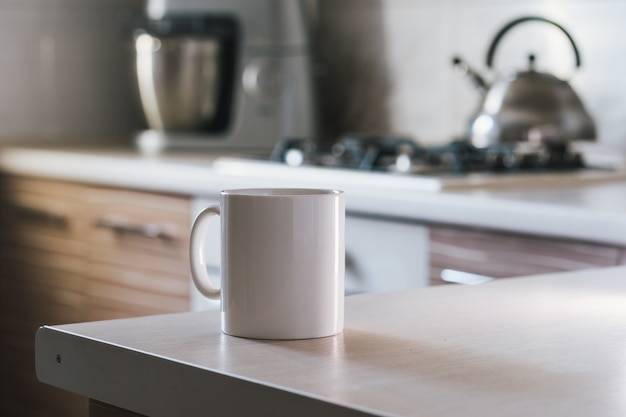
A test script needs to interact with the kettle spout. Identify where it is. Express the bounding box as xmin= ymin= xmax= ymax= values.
xmin=452 ymin=56 xmax=489 ymax=95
